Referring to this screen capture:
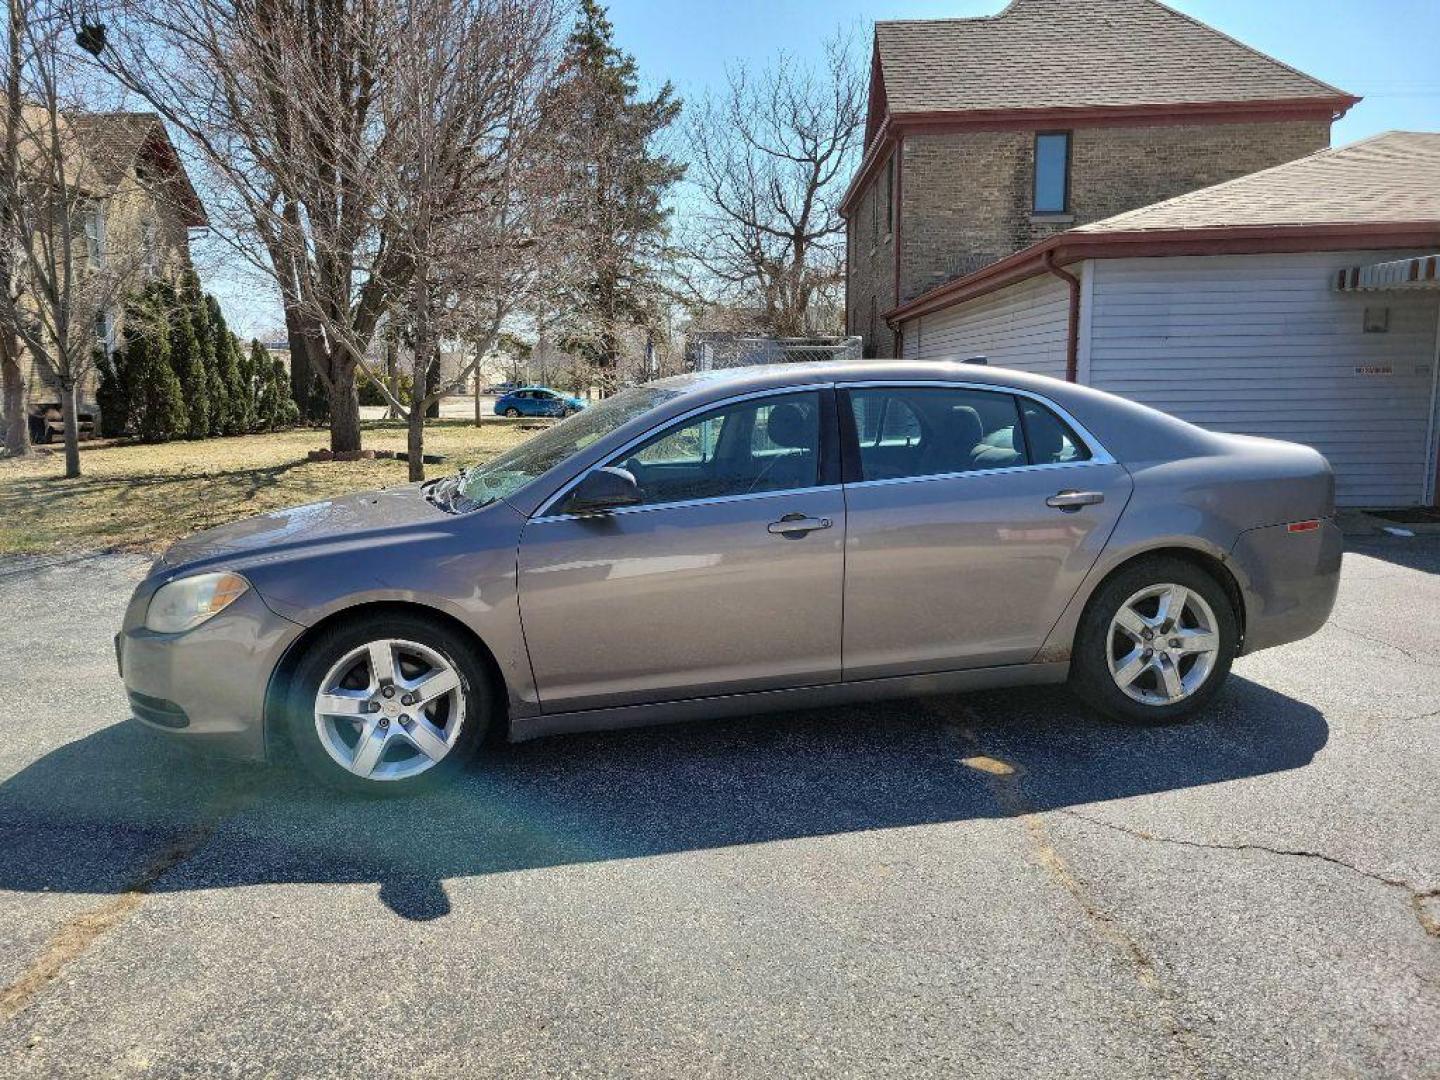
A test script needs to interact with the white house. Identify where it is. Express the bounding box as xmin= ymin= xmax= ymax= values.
xmin=889 ymin=132 xmax=1440 ymax=508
